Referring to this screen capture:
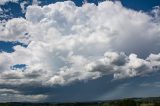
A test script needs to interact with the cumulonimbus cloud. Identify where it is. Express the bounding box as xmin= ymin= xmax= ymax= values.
xmin=0 ymin=0 xmax=160 ymax=100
